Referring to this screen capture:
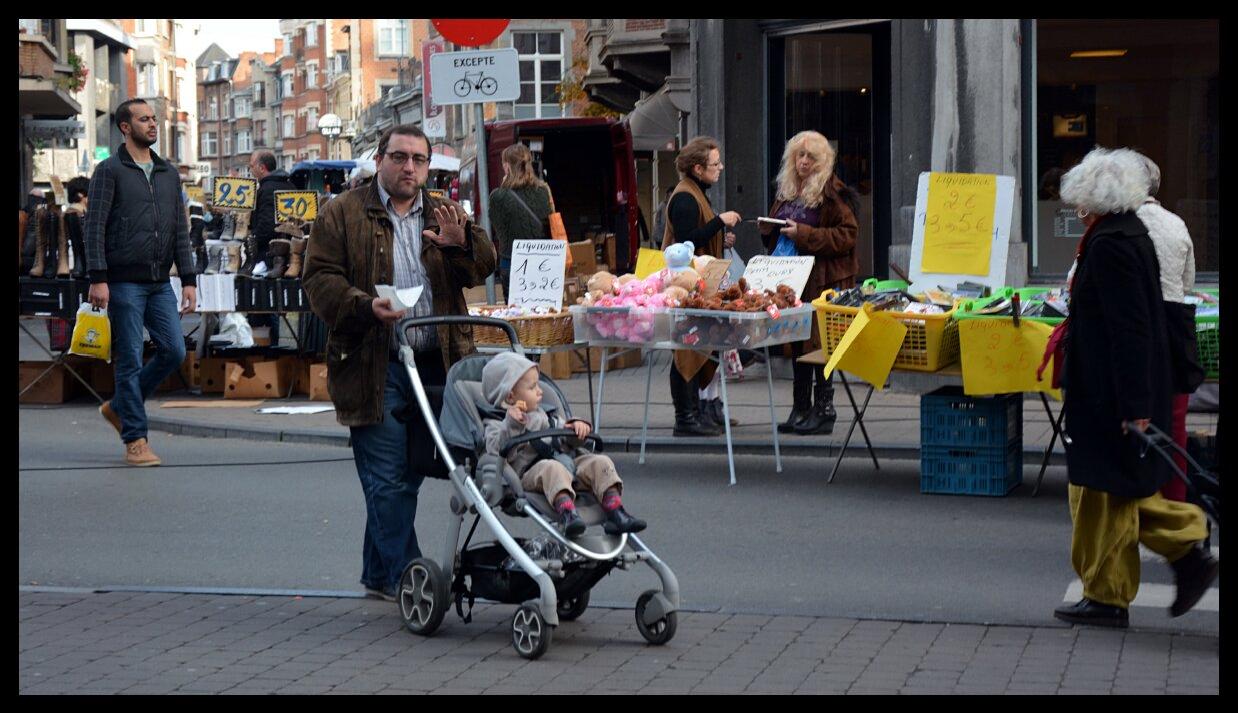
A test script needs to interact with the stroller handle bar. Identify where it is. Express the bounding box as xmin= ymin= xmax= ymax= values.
xmin=500 ymin=429 xmax=604 ymax=459
xmin=397 ymin=315 xmax=525 ymax=357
